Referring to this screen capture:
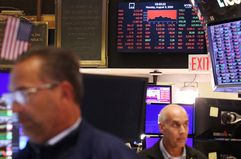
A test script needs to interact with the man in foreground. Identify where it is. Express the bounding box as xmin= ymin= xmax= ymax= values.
xmin=139 ymin=104 xmax=207 ymax=159
xmin=9 ymin=47 xmax=140 ymax=159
